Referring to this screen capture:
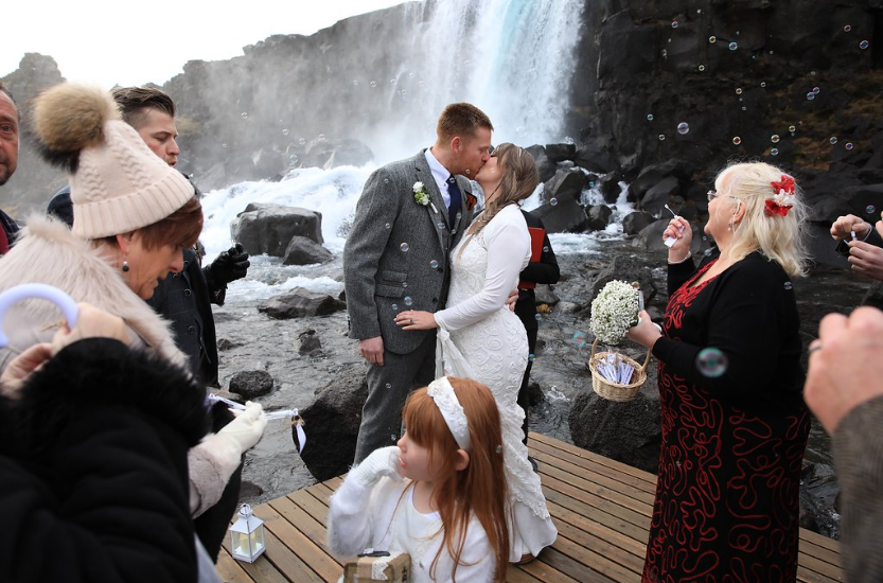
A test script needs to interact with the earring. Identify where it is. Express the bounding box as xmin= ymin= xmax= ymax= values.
xmin=122 ymin=257 xmax=130 ymax=272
